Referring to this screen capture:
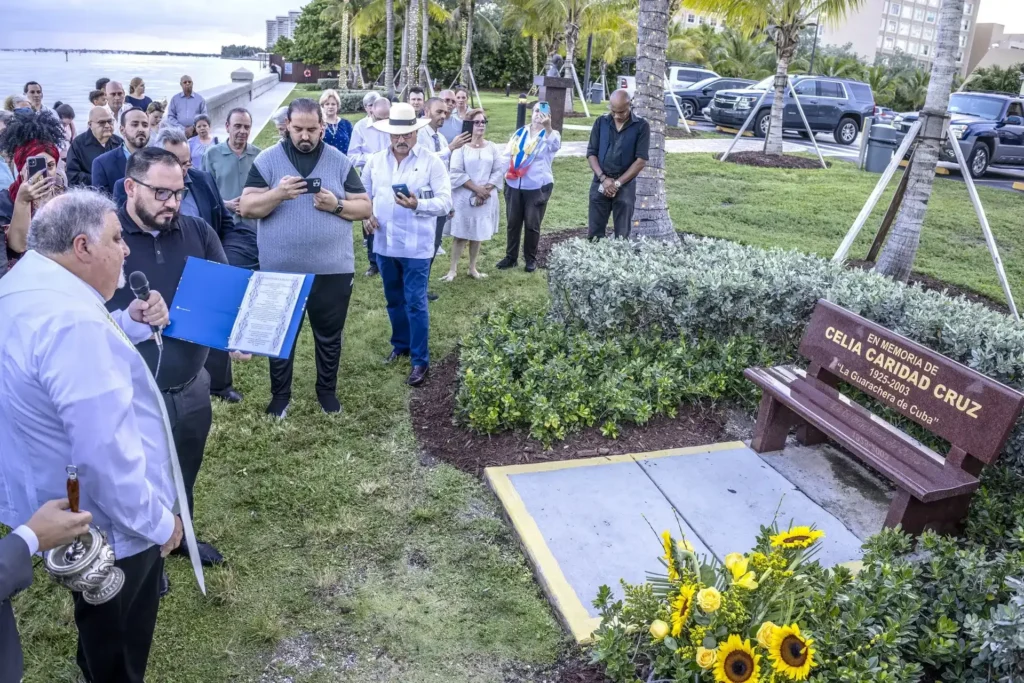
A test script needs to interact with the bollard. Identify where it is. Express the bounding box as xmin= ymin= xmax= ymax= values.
xmin=516 ymin=93 xmax=527 ymax=130
xmin=505 ymin=83 xmax=511 ymax=97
